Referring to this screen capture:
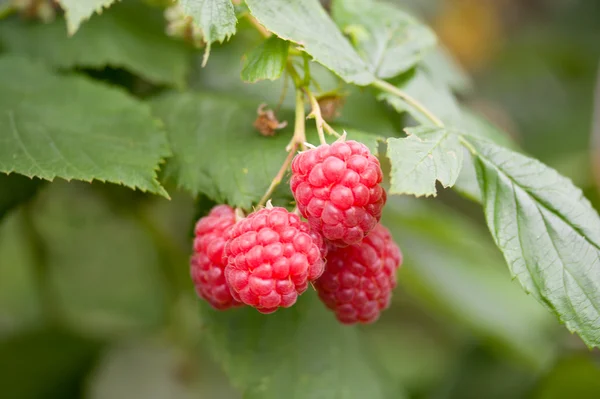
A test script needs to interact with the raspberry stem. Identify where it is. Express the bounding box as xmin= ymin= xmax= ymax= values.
xmin=292 ymin=88 xmax=307 ymax=149
xmin=305 ymin=87 xmax=342 ymax=143
xmin=306 ymin=88 xmax=327 ymax=145
xmin=257 ymin=89 xmax=306 ymax=207
xmin=372 ymin=79 xmax=445 ymax=127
